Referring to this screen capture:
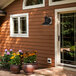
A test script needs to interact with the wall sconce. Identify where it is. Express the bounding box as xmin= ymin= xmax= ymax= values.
xmin=42 ymin=16 xmax=52 ymax=25
xmin=0 ymin=10 xmax=7 ymax=16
